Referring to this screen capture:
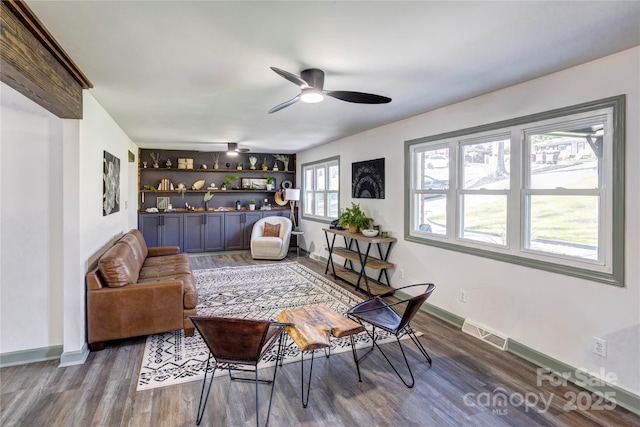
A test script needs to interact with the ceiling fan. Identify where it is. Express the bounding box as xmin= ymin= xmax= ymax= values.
xmin=268 ymin=67 xmax=392 ymax=114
